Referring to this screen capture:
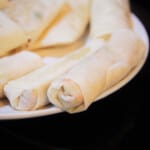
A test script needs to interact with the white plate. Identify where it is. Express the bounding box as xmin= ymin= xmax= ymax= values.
xmin=0 ymin=14 xmax=149 ymax=120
